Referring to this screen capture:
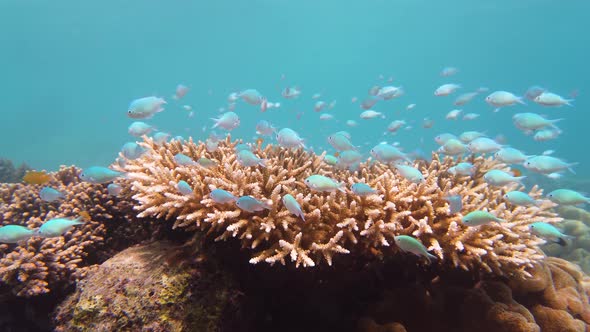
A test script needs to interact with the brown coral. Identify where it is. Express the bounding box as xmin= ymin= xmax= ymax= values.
xmin=0 ymin=166 xmax=154 ymax=297
xmin=116 ymin=136 xmax=561 ymax=277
